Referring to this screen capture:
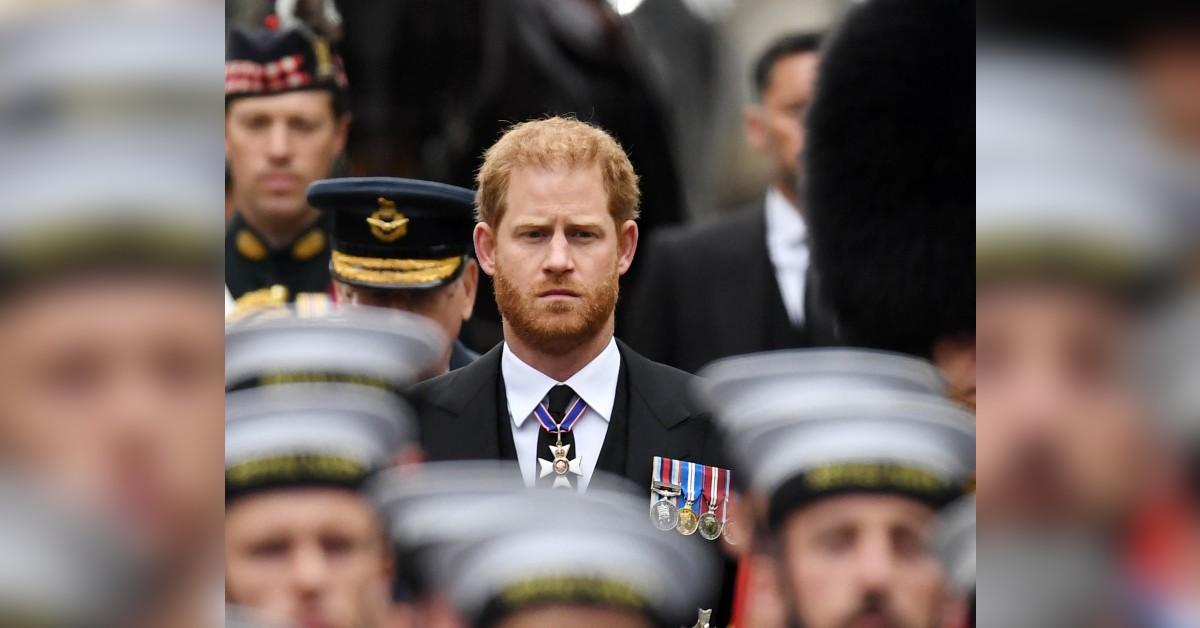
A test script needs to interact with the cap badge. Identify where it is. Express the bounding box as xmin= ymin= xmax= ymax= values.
xmin=367 ymin=197 xmax=408 ymax=242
